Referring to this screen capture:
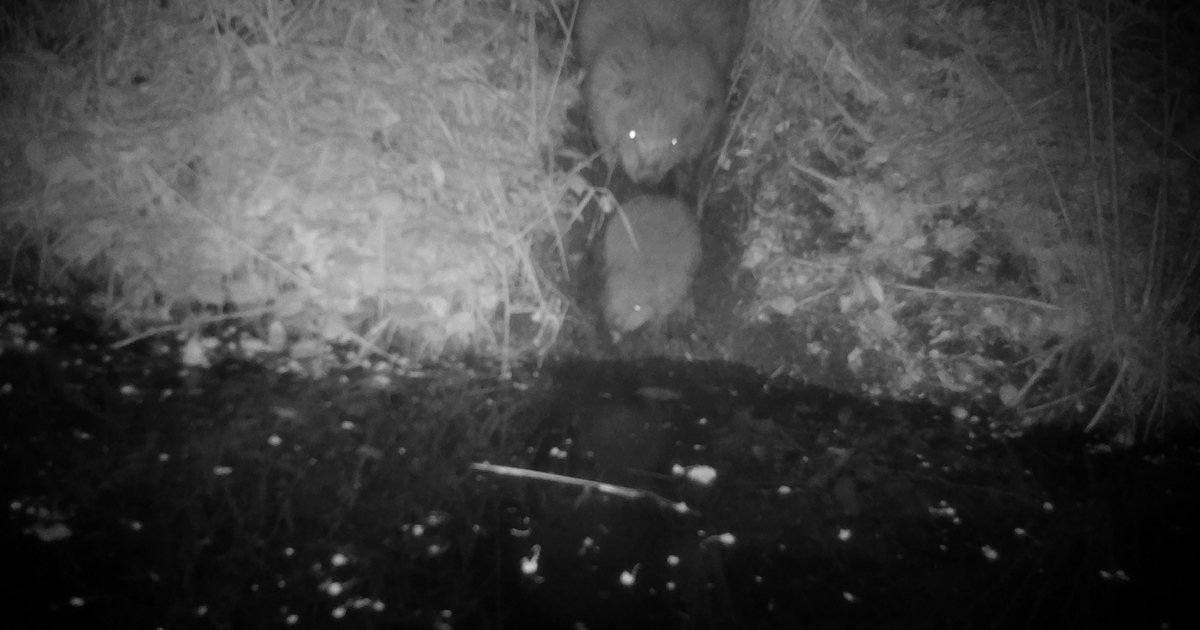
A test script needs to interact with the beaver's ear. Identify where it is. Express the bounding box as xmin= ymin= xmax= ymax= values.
xmin=679 ymin=91 xmax=720 ymax=116
xmin=613 ymin=79 xmax=636 ymax=98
